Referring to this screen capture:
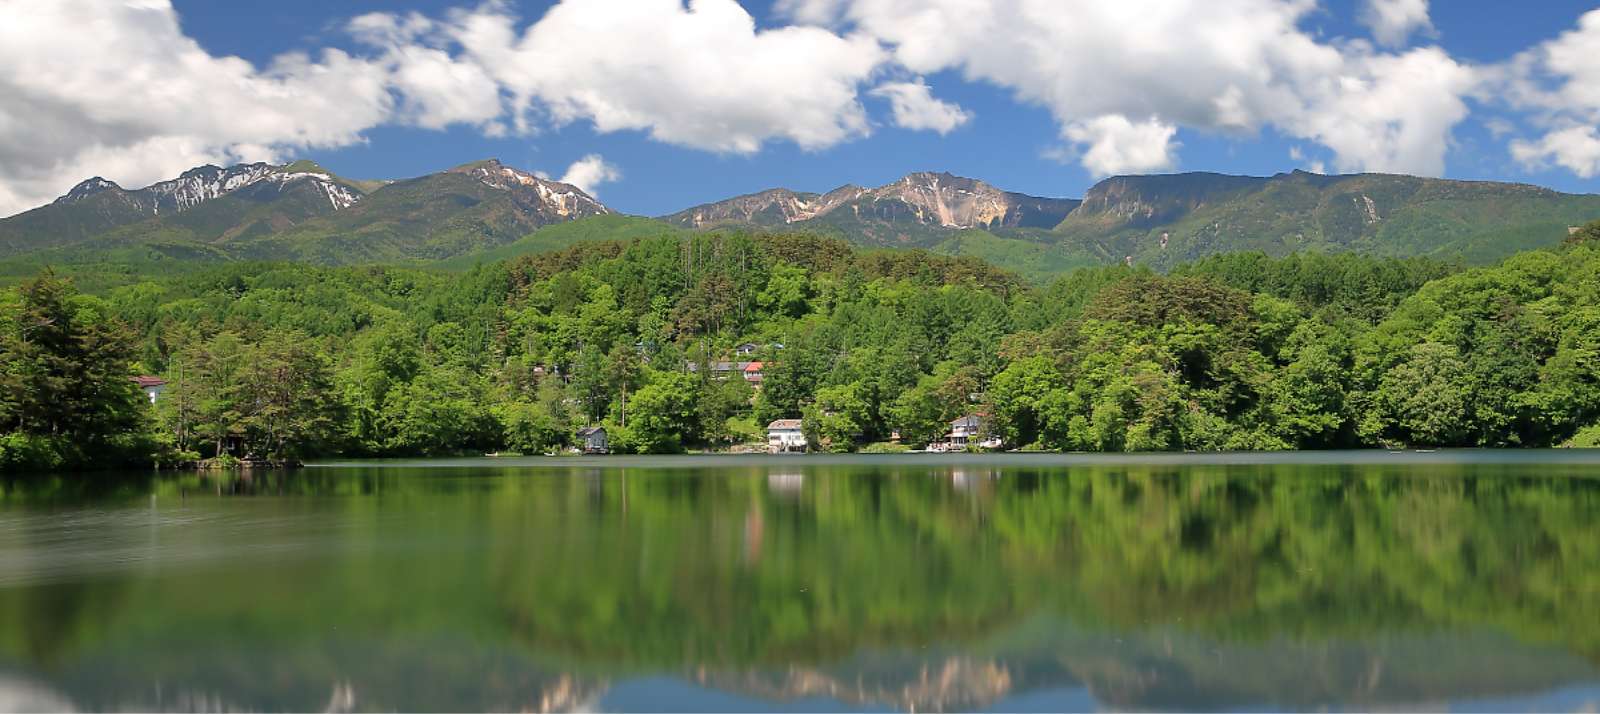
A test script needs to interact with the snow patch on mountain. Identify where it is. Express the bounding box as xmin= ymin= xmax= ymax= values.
xmin=51 ymin=162 xmax=365 ymax=216
xmin=456 ymin=160 xmax=610 ymax=219
xmin=259 ymin=172 xmax=363 ymax=210
xmin=53 ymin=177 xmax=123 ymax=204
